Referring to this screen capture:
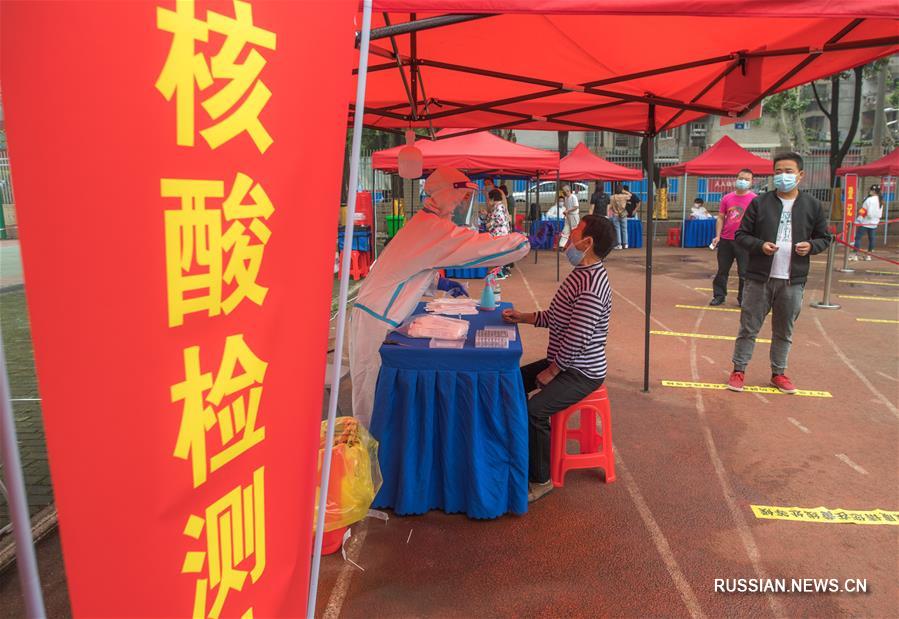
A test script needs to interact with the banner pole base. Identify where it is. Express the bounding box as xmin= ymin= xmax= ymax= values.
xmin=835 ymin=268 xmax=855 ymax=273
xmin=810 ymin=302 xmax=841 ymax=310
